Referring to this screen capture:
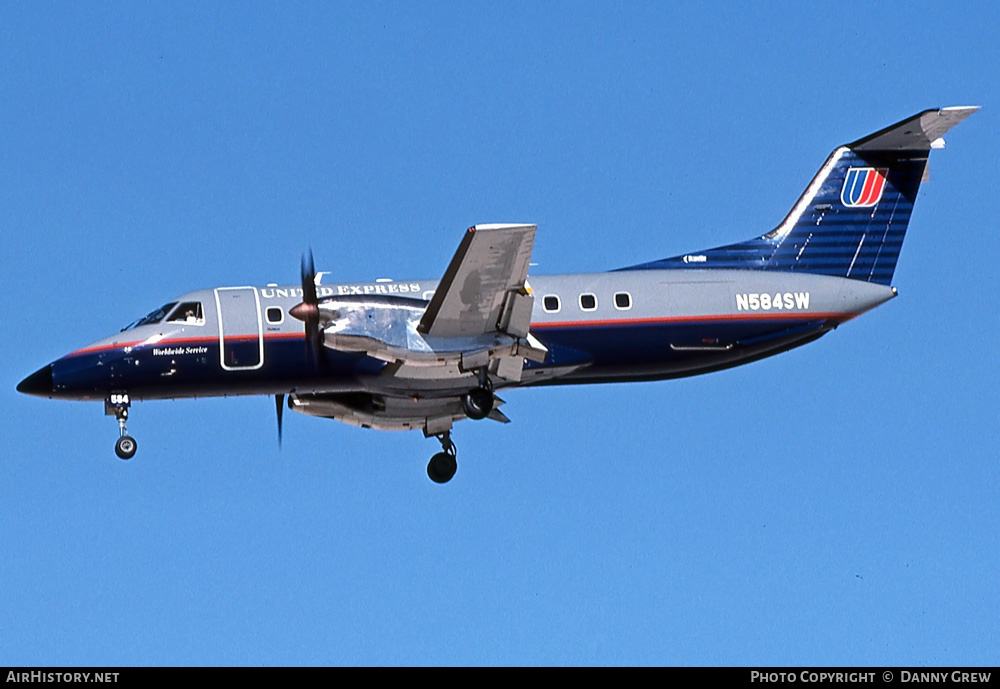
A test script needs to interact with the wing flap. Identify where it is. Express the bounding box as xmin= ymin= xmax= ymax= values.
xmin=418 ymin=224 xmax=536 ymax=338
